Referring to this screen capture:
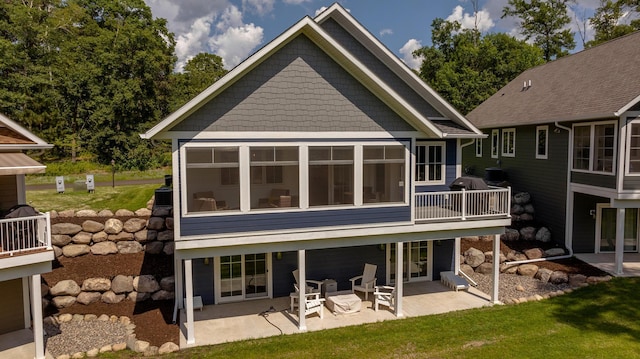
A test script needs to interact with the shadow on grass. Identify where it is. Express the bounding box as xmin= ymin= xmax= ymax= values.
xmin=550 ymin=278 xmax=640 ymax=339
